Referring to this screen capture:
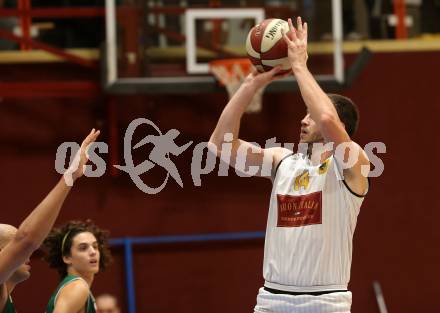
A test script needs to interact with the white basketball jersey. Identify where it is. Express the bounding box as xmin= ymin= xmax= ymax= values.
xmin=263 ymin=153 xmax=366 ymax=292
